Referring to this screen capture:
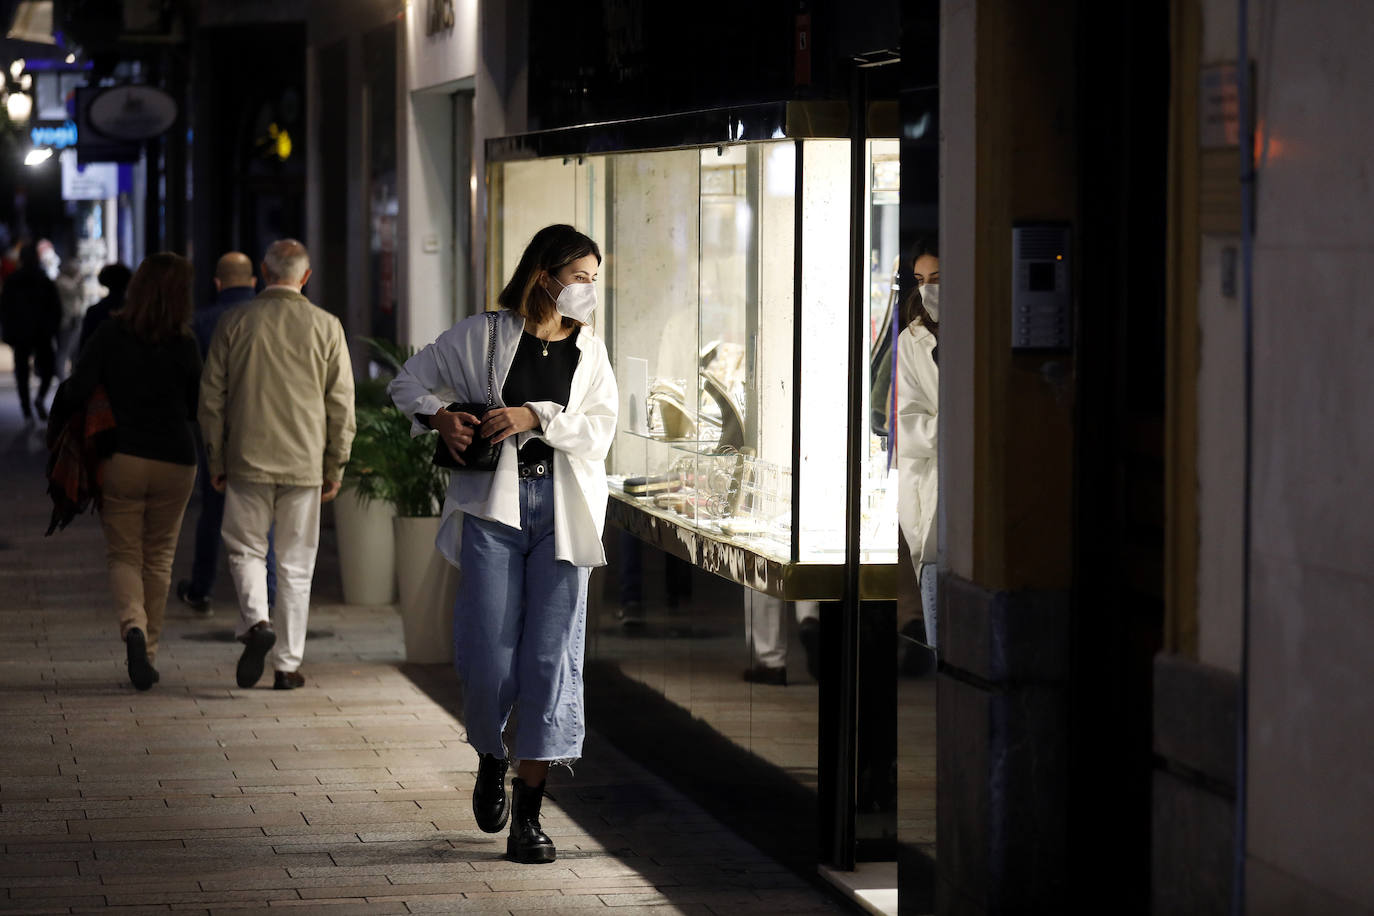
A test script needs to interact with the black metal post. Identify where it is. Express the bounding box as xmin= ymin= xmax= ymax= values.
xmin=829 ymin=57 xmax=870 ymax=872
